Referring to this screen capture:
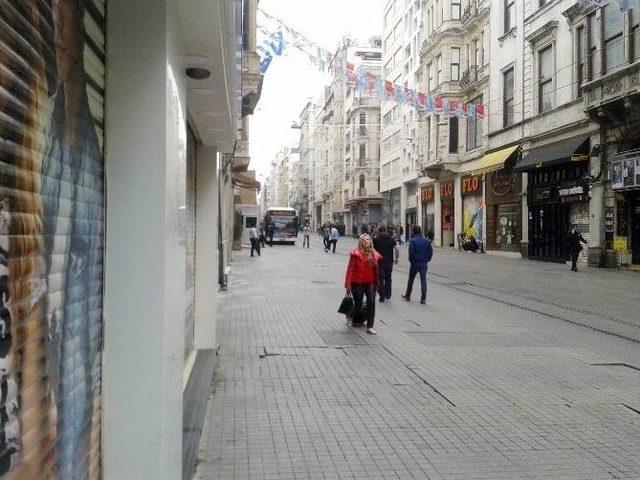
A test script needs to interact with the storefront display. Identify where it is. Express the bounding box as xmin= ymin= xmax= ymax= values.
xmin=485 ymin=169 xmax=521 ymax=253
xmin=441 ymin=182 xmax=454 ymax=247
xmin=461 ymin=175 xmax=484 ymax=246
xmin=421 ymin=185 xmax=435 ymax=239
xmin=611 ymin=155 xmax=640 ymax=265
